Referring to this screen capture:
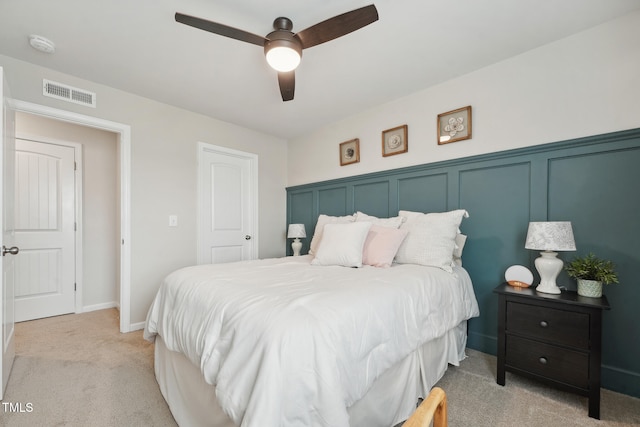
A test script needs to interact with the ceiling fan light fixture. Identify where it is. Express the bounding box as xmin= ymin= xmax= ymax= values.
xmin=265 ymin=46 xmax=300 ymax=72
xmin=264 ymin=36 xmax=302 ymax=72
xmin=175 ymin=5 xmax=379 ymax=101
